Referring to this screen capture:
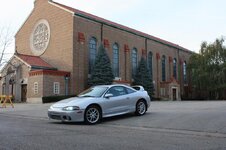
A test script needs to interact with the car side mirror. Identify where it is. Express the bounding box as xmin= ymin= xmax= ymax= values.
xmin=105 ymin=93 xmax=113 ymax=99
